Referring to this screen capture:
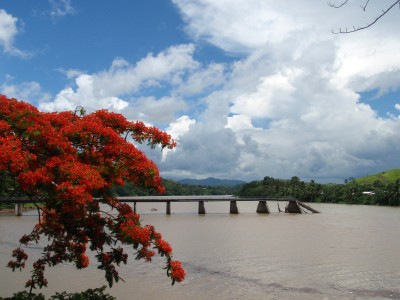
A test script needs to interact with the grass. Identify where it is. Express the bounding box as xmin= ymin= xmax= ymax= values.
xmin=355 ymin=169 xmax=400 ymax=185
